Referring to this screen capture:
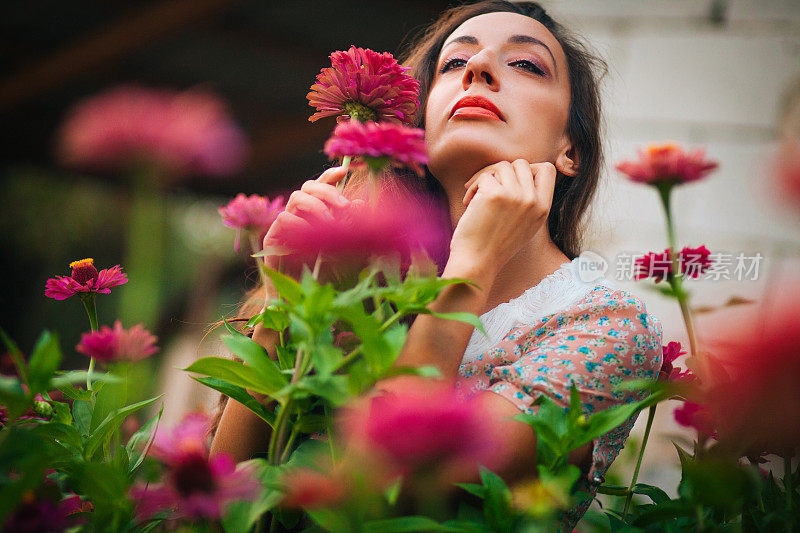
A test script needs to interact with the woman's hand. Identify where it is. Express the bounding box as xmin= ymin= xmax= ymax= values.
xmin=261 ymin=165 xmax=351 ymax=272
xmin=448 ymin=159 xmax=557 ymax=278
